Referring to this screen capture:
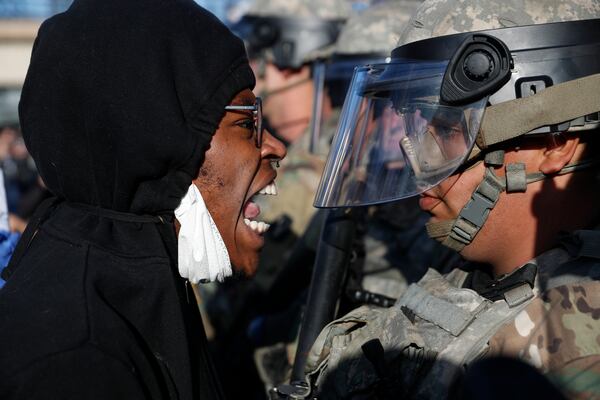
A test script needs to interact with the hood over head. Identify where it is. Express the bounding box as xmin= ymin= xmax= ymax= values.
xmin=19 ymin=0 xmax=255 ymax=215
